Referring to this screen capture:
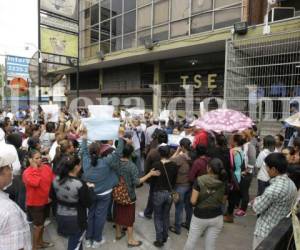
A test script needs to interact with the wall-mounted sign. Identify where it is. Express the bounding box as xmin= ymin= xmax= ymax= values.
xmin=6 ymin=55 xmax=30 ymax=78
xmin=41 ymin=27 xmax=78 ymax=57
xmin=180 ymin=74 xmax=218 ymax=89
xmin=40 ymin=0 xmax=78 ymax=20
xmin=41 ymin=14 xmax=78 ymax=33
